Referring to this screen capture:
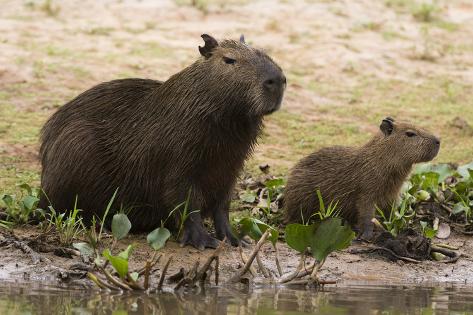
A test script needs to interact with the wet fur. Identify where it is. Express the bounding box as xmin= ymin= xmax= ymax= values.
xmin=283 ymin=119 xmax=440 ymax=238
xmin=39 ymin=36 xmax=285 ymax=248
